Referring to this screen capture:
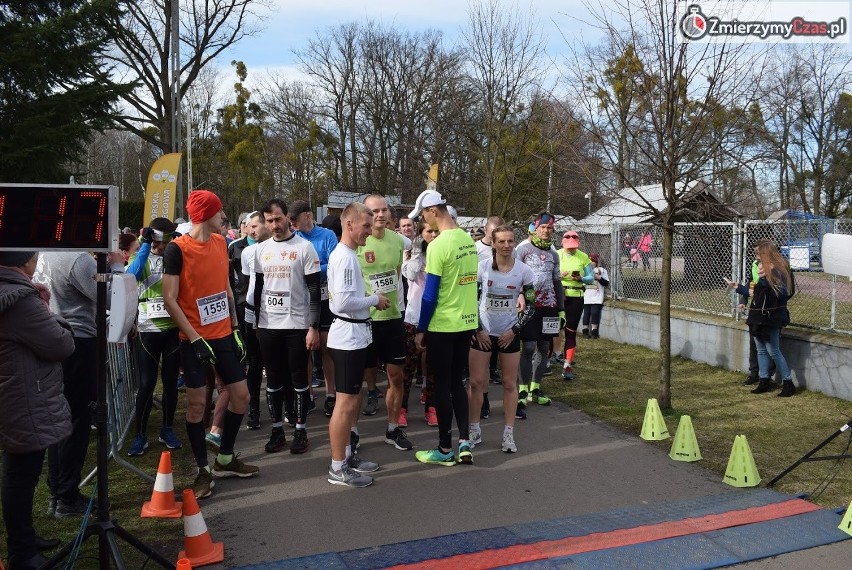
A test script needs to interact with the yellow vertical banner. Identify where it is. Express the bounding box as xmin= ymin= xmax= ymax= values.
xmin=143 ymin=153 xmax=182 ymax=226
xmin=426 ymin=163 xmax=439 ymax=191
